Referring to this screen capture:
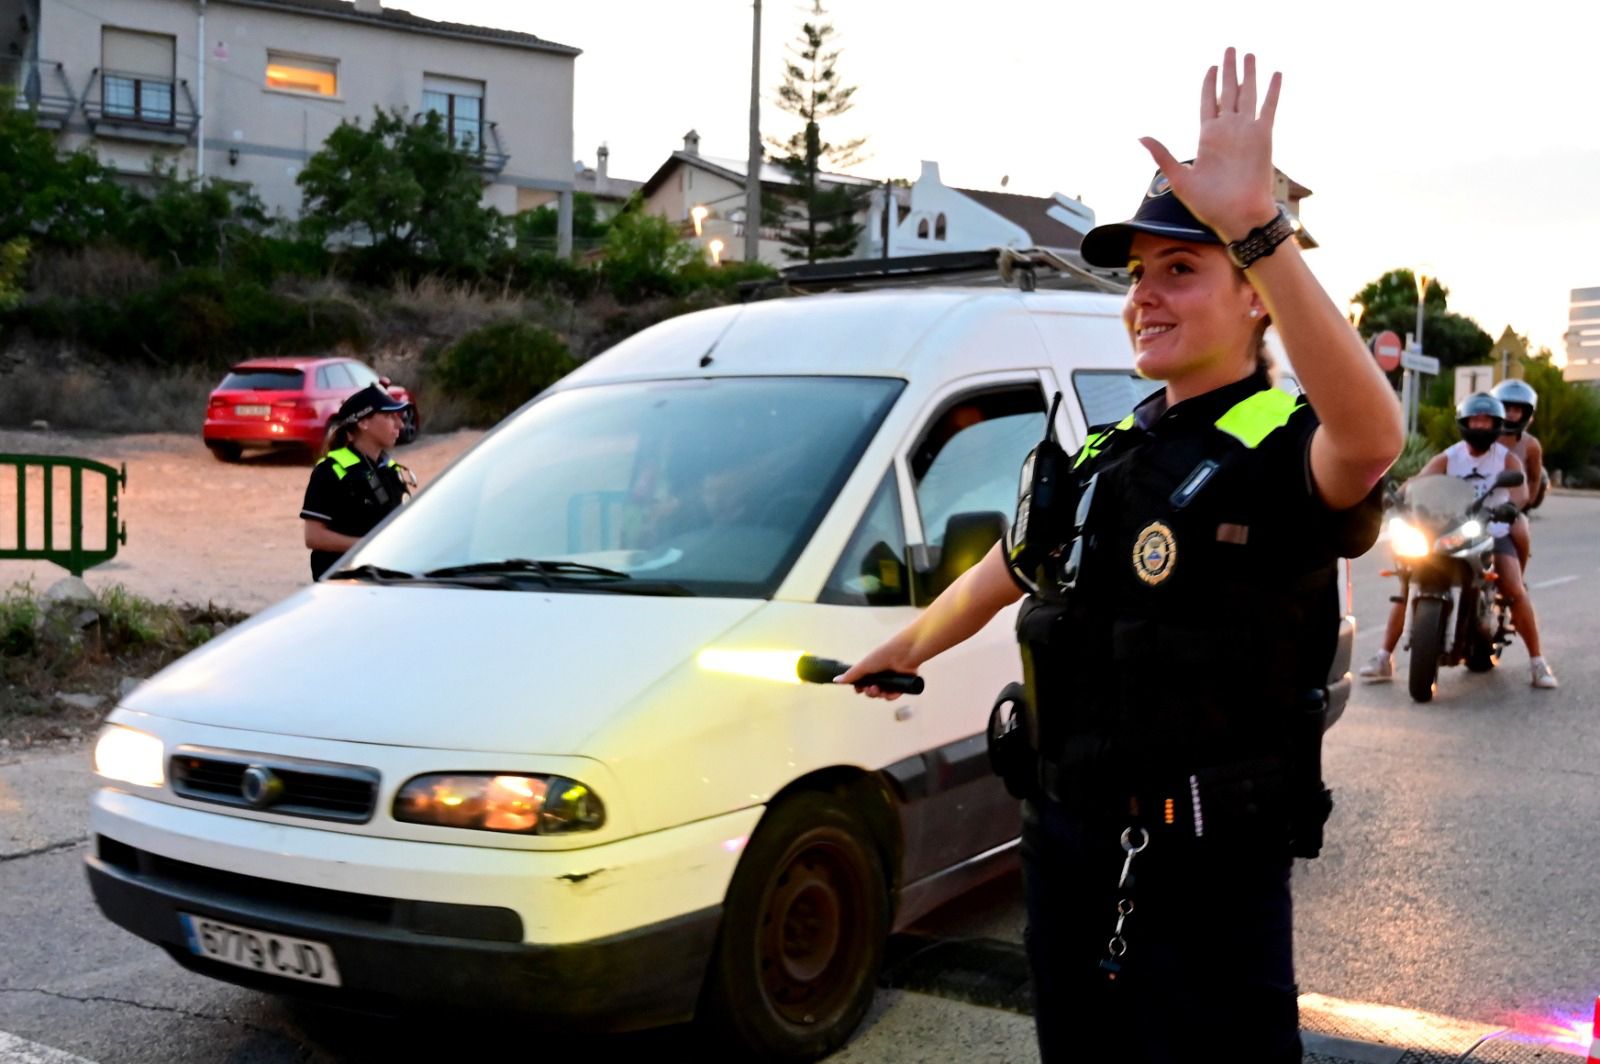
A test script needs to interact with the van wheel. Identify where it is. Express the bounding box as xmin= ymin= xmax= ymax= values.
xmin=699 ymin=791 xmax=888 ymax=1061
